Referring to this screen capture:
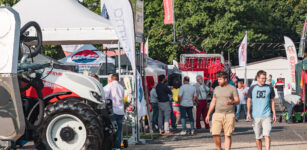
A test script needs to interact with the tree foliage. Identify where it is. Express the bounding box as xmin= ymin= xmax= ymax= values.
xmin=145 ymin=0 xmax=306 ymax=64
xmin=0 ymin=0 xmax=306 ymax=64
